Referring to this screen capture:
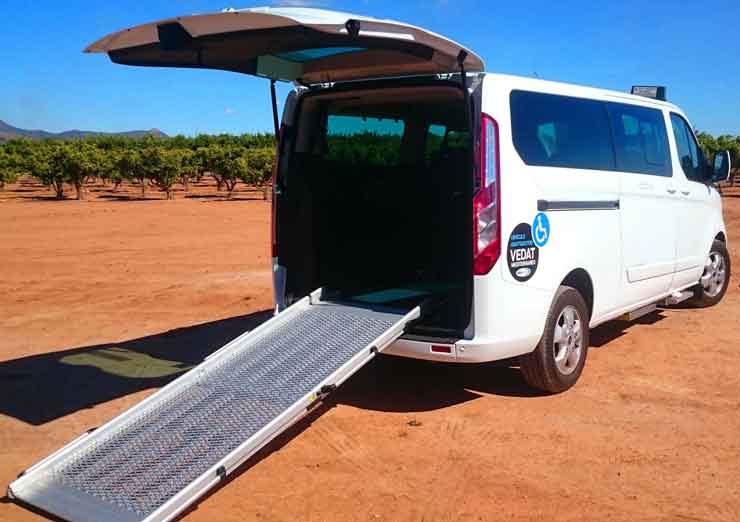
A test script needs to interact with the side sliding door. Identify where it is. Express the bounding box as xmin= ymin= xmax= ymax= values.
xmin=608 ymin=102 xmax=677 ymax=306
